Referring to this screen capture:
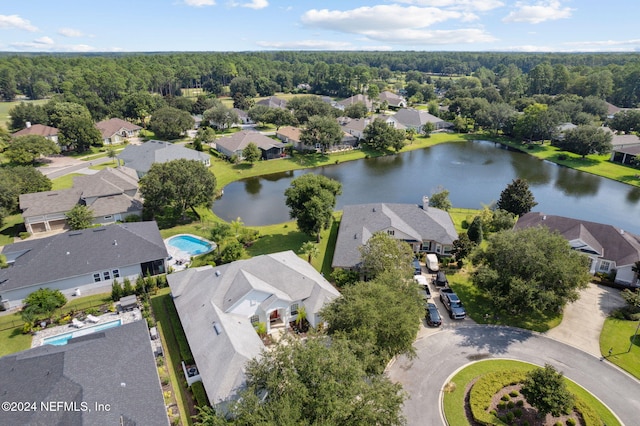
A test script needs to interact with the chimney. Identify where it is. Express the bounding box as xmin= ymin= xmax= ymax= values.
xmin=422 ymin=196 xmax=429 ymax=210
xmin=26 ymin=121 xmax=31 ymax=128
